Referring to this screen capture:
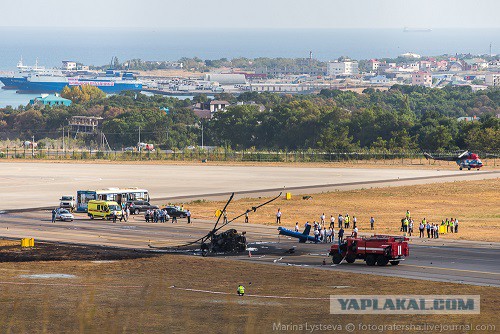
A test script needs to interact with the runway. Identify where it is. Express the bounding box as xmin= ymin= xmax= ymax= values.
xmin=0 ymin=162 xmax=498 ymax=210
xmin=0 ymin=211 xmax=498 ymax=287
